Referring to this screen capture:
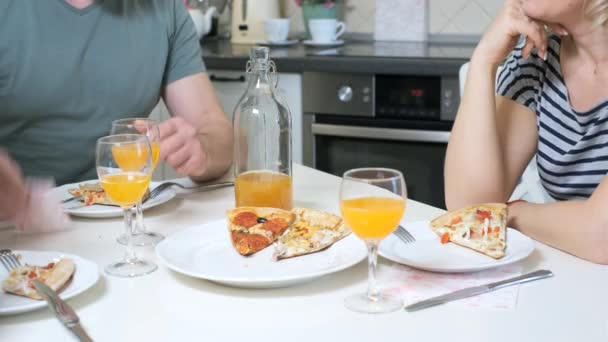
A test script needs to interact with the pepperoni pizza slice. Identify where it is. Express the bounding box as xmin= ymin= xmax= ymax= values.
xmin=226 ymin=207 xmax=296 ymax=256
